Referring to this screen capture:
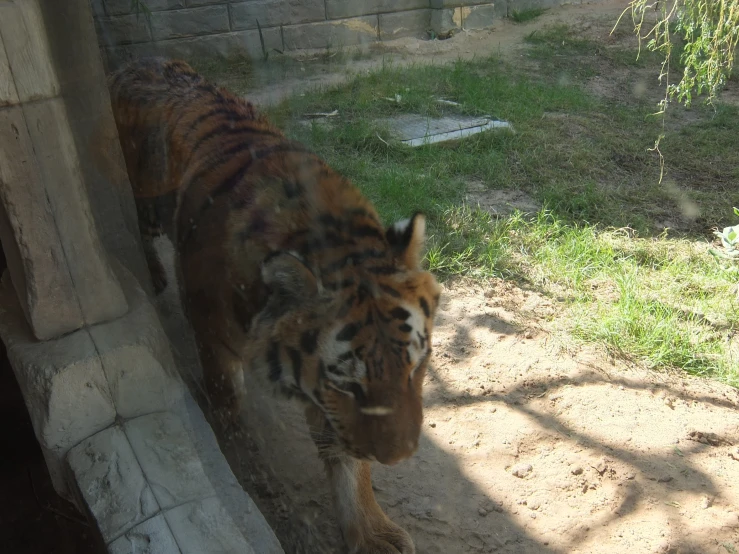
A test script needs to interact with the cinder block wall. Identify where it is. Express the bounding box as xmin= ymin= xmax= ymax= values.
xmin=91 ymin=0 xmax=598 ymax=69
